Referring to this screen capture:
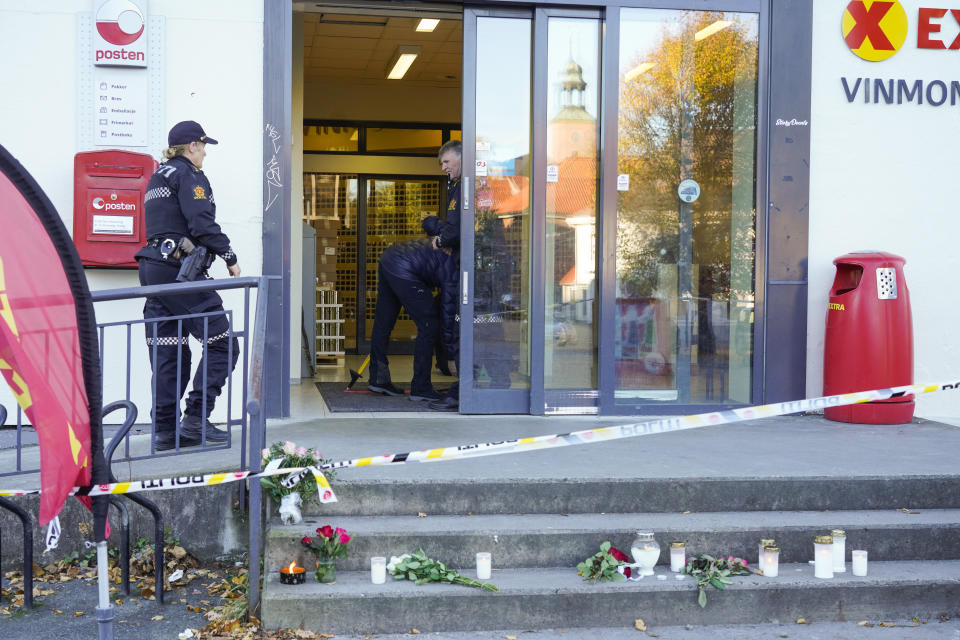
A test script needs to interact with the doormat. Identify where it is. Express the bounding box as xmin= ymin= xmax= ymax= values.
xmin=314 ymin=381 xmax=448 ymax=413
